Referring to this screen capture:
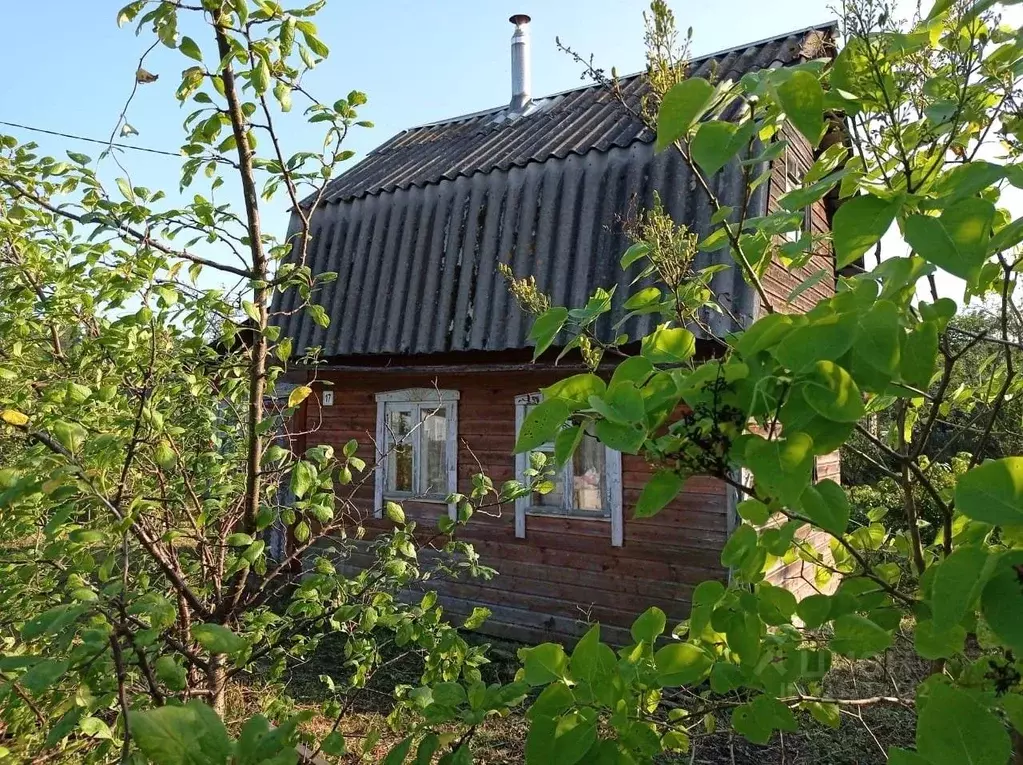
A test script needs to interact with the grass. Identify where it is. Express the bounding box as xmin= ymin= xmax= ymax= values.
xmin=233 ymin=626 xmax=928 ymax=764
